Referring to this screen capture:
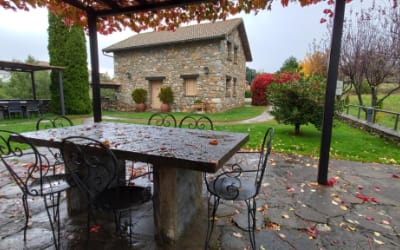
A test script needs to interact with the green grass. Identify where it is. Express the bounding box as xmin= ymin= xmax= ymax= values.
xmin=346 ymin=94 xmax=400 ymax=130
xmin=0 ymin=106 xmax=399 ymax=165
xmin=216 ymin=120 xmax=400 ymax=165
